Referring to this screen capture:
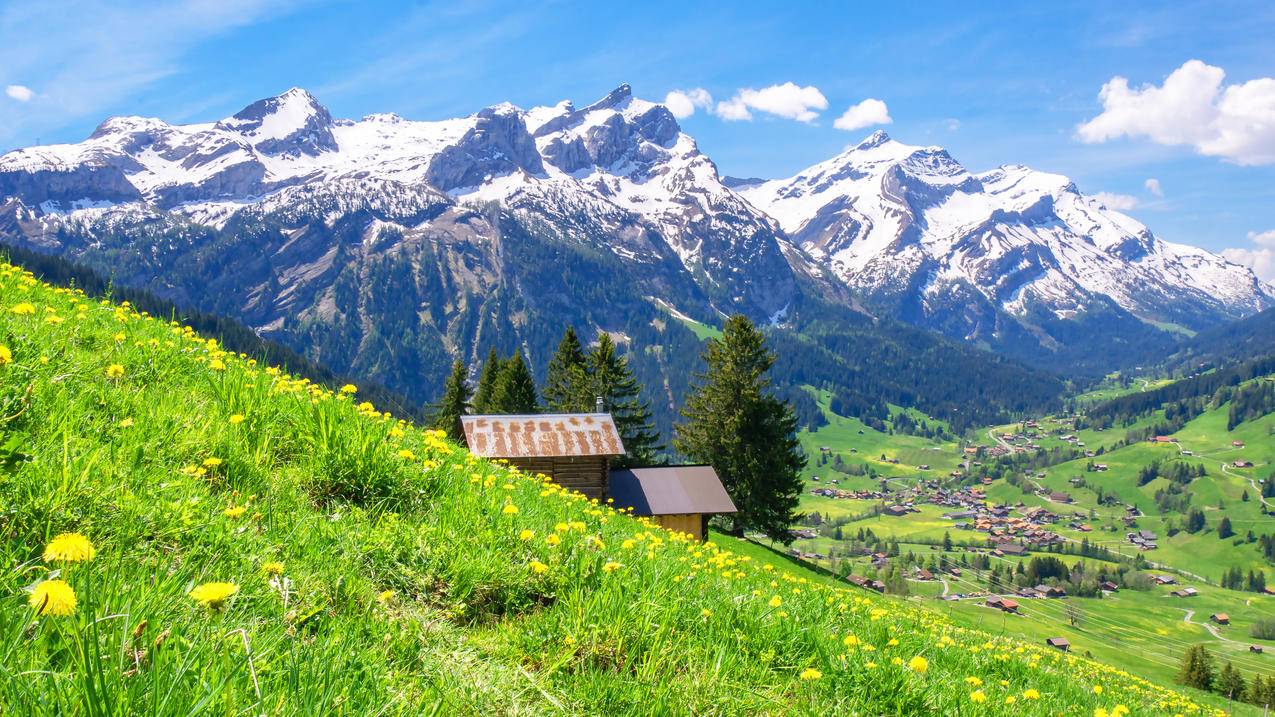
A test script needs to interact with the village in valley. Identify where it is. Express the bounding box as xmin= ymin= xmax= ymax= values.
xmin=761 ymin=386 xmax=1275 ymax=686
